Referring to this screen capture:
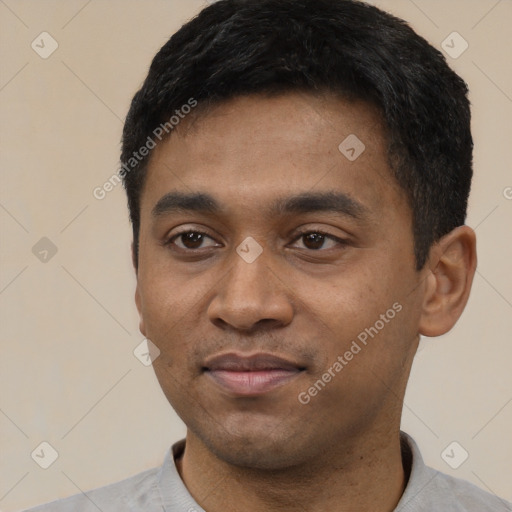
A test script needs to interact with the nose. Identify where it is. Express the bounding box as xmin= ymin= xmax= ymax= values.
xmin=207 ymin=245 xmax=294 ymax=332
